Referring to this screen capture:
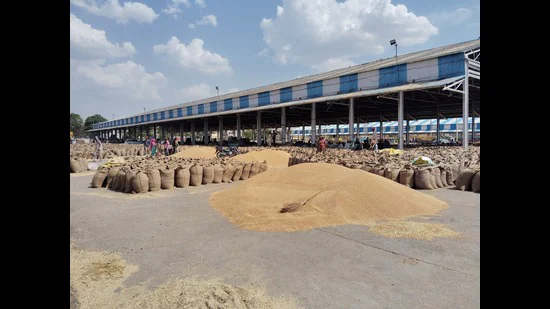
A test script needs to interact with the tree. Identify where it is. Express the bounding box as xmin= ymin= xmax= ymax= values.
xmin=84 ymin=114 xmax=108 ymax=132
xmin=70 ymin=113 xmax=83 ymax=137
